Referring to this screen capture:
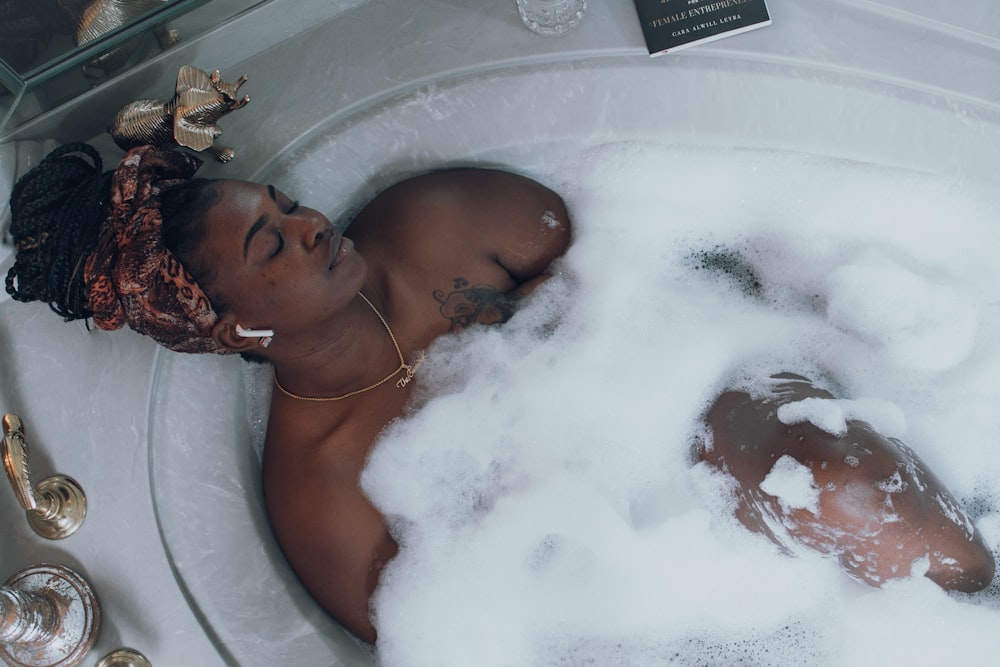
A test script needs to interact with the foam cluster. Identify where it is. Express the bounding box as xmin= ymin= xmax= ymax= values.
xmin=361 ymin=144 xmax=1000 ymax=665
